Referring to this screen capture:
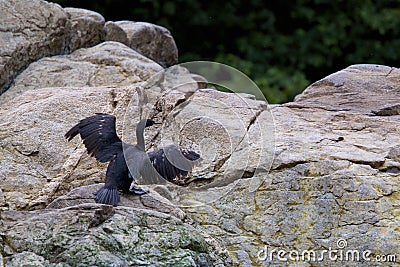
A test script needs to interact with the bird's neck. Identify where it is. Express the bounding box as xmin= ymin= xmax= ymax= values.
xmin=136 ymin=120 xmax=146 ymax=151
